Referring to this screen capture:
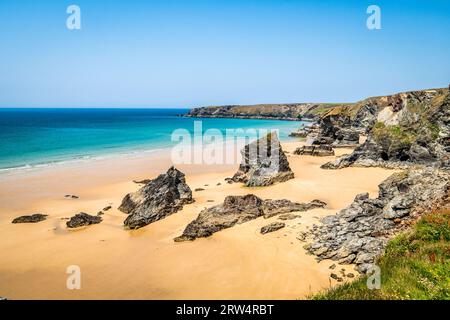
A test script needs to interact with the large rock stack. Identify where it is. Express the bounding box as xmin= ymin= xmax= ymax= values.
xmin=120 ymin=167 xmax=194 ymax=229
xmin=231 ymin=132 xmax=294 ymax=187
